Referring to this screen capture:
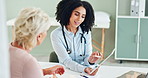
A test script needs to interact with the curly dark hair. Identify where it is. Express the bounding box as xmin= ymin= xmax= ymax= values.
xmin=55 ymin=0 xmax=94 ymax=33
